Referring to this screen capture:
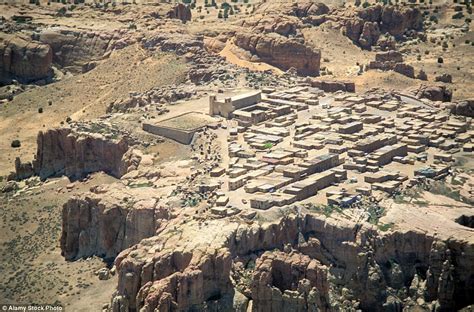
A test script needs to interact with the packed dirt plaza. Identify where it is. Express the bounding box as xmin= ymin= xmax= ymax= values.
xmin=0 ymin=0 xmax=473 ymax=311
